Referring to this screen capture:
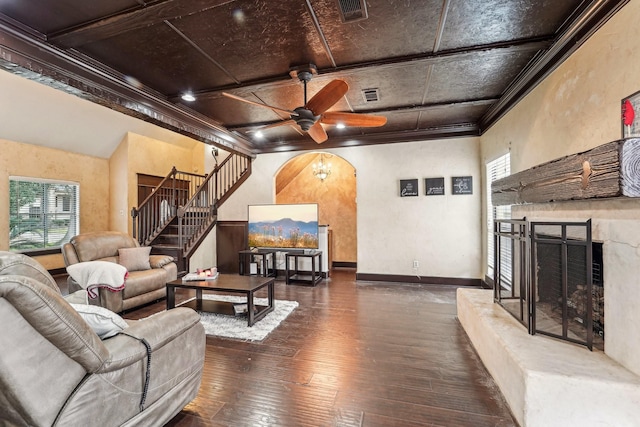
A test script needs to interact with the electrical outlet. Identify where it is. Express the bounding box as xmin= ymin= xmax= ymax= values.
xmin=413 ymin=260 xmax=419 ymax=268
